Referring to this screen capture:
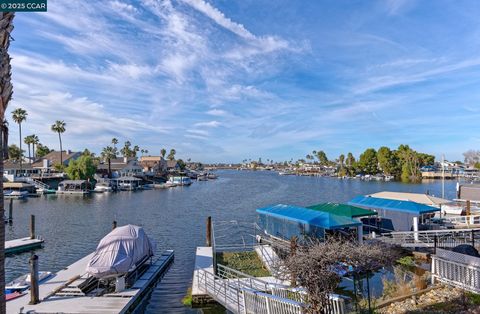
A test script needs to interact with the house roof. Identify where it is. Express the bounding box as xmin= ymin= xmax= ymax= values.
xmin=307 ymin=203 xmax=377 ymax=218
xmin=60 ymin=180 xmax=87 ymax=184
xmin=256 ymin=204 xmax=361 ymax=230
xmin=32 ymin=151 xmax=80 ymax=167
xmin=348 ymin=195 xmax=439 ymax=214
xmin=368 ymin=191 xmax=450 ymax=205
xmin=3 ymin=160 xmax=33 ymax=170
xmin=4 ymin=182 xmax=34 ymax=188
xmin=167 ymin=160 xmax=178 ymax=168
xmin=139 ymin=156 xmax=164 ymax=162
